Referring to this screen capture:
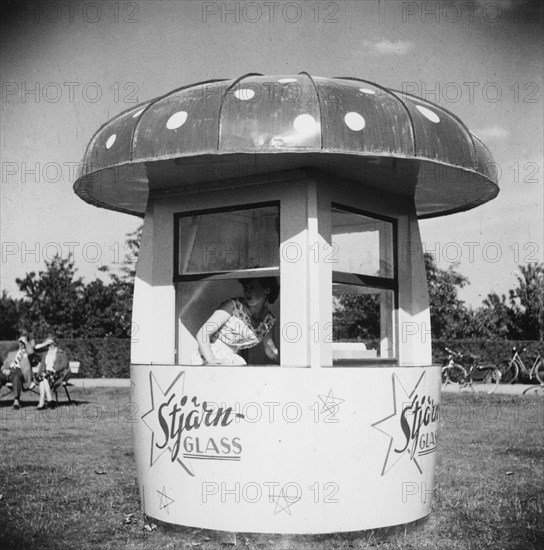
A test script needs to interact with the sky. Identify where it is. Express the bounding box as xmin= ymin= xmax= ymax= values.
xmin=1 ymin=0 xmax=543 ymax=308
